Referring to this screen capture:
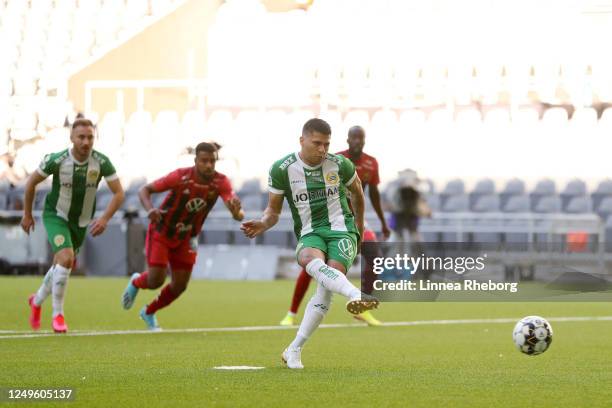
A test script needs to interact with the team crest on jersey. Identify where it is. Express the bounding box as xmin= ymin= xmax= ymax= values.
xmin=53 ymin=234 xmax=65 ymax=247
xmin=337 ymin=238 xmax=355 ymax=260
xmin=185 ymin=197 xmax=206 ymax=213
xmin=87 ymin=170 xmax=99 ymax=182
xmin=325 ymin=171 xmax=339 ymax=185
